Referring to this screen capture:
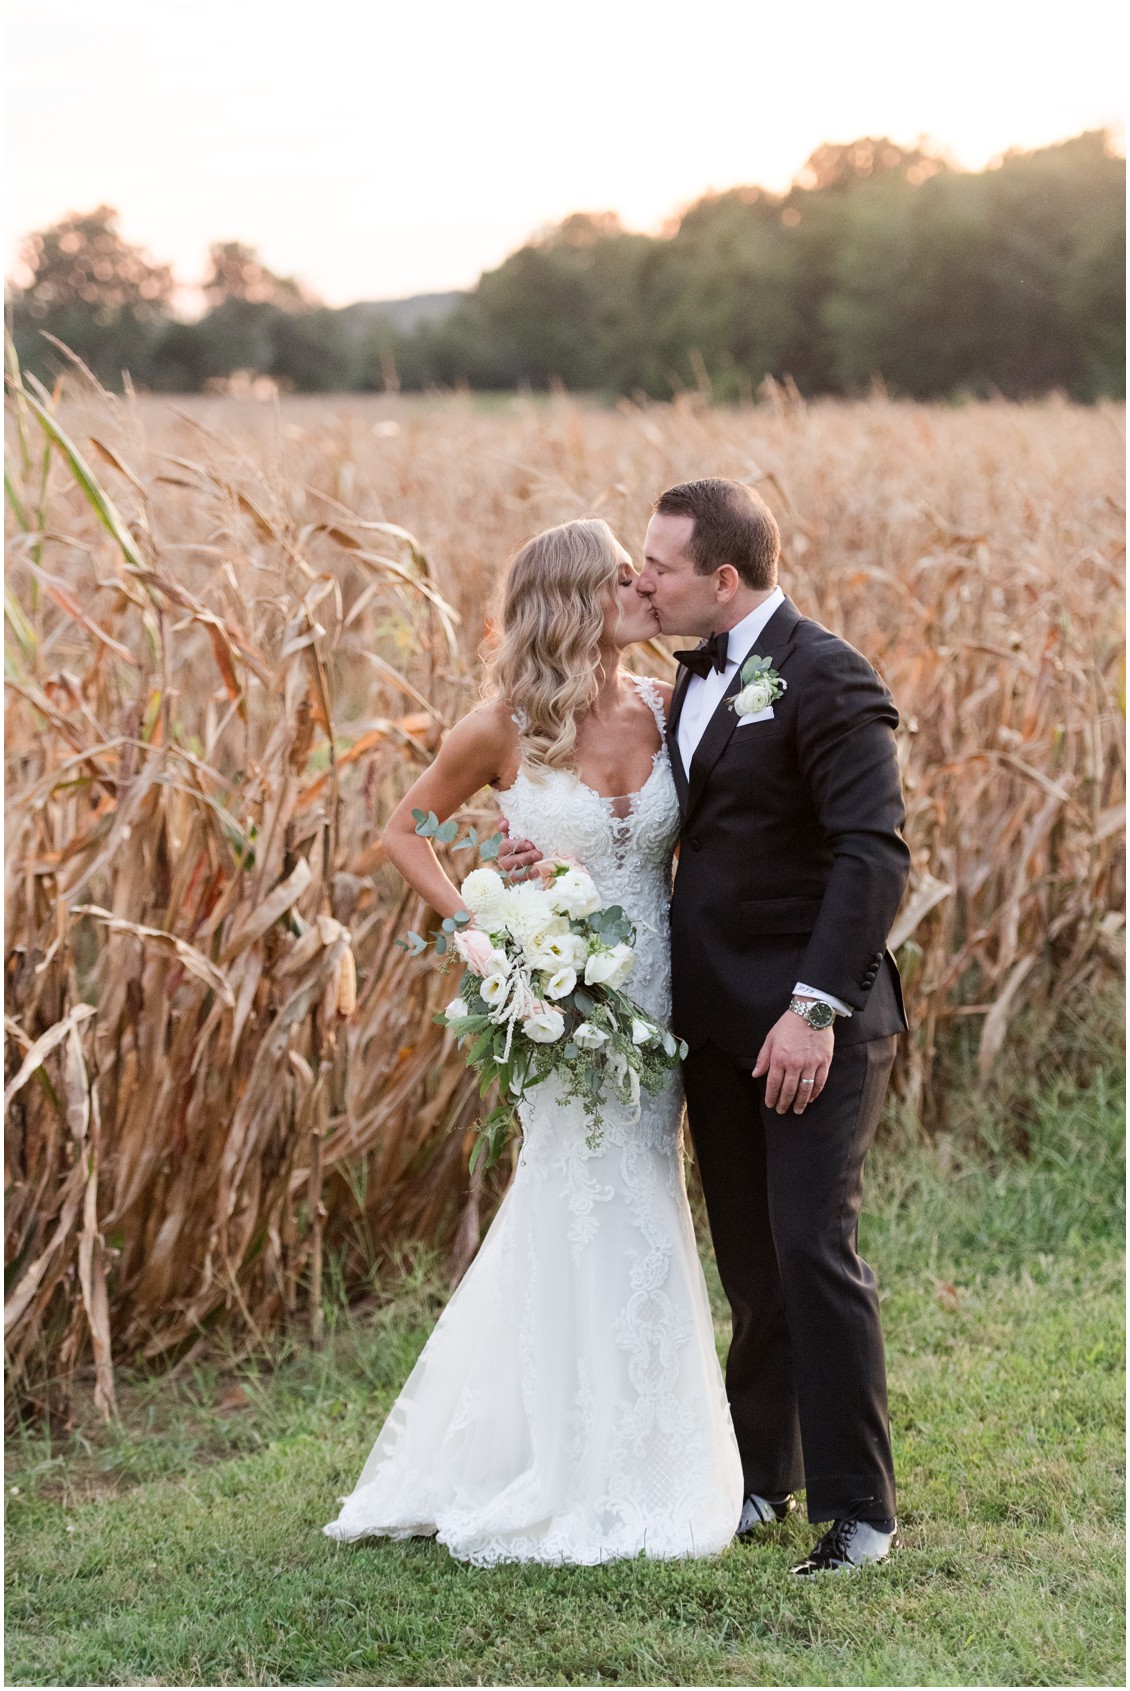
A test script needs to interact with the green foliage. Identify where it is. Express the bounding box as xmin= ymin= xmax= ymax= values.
xmin=6 ymin=134 xmax=1123 ymax=399
xmin=389 ymin=132 xmax=1126 ymax=401
xmin=393 ymin=811 xmax=500 ymax=961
